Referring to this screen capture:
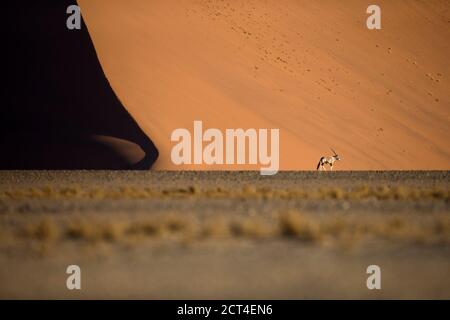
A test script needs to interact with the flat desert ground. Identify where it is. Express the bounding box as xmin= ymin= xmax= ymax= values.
xmin=0 ymin=171 xmax=449 ymax=299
